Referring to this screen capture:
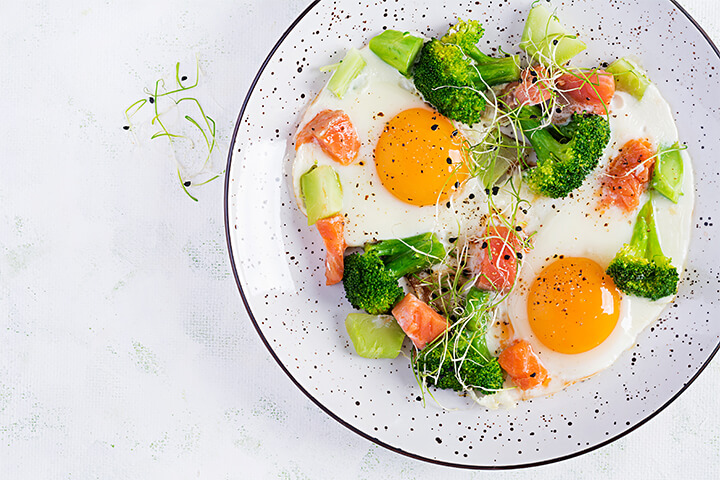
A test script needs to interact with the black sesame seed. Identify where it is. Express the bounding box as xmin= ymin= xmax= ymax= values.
xmin=492 ymin=186 xmax=500 ymax=195
xmin=515 ymin=226 xmax=522 ymax=231
xmin=122 ymin=125 xmax=130 ymax=130
xmin=431 ymin=124 xmax=439 ymax=131
xmin=181 ymin=75 xmax=188 ymax=81
xmin=517 ymin=252 xmax=523 ymax=259
xmin=469 ymin=193 xmax=475 ymax=200
xmin=481 ymin=241 xmax=488 ymax=249
xmin=184 ymin=181 xmax=191 ymax=187
xmin=503 ymin=254 xmax=511 ymax=260
xmin=446 ymin=158 xmax=453 ymax=164
xmin=148 ymin=97 xmax=155 ymax=104
xmin=449 ymin=237 xmax=458 ymax=243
